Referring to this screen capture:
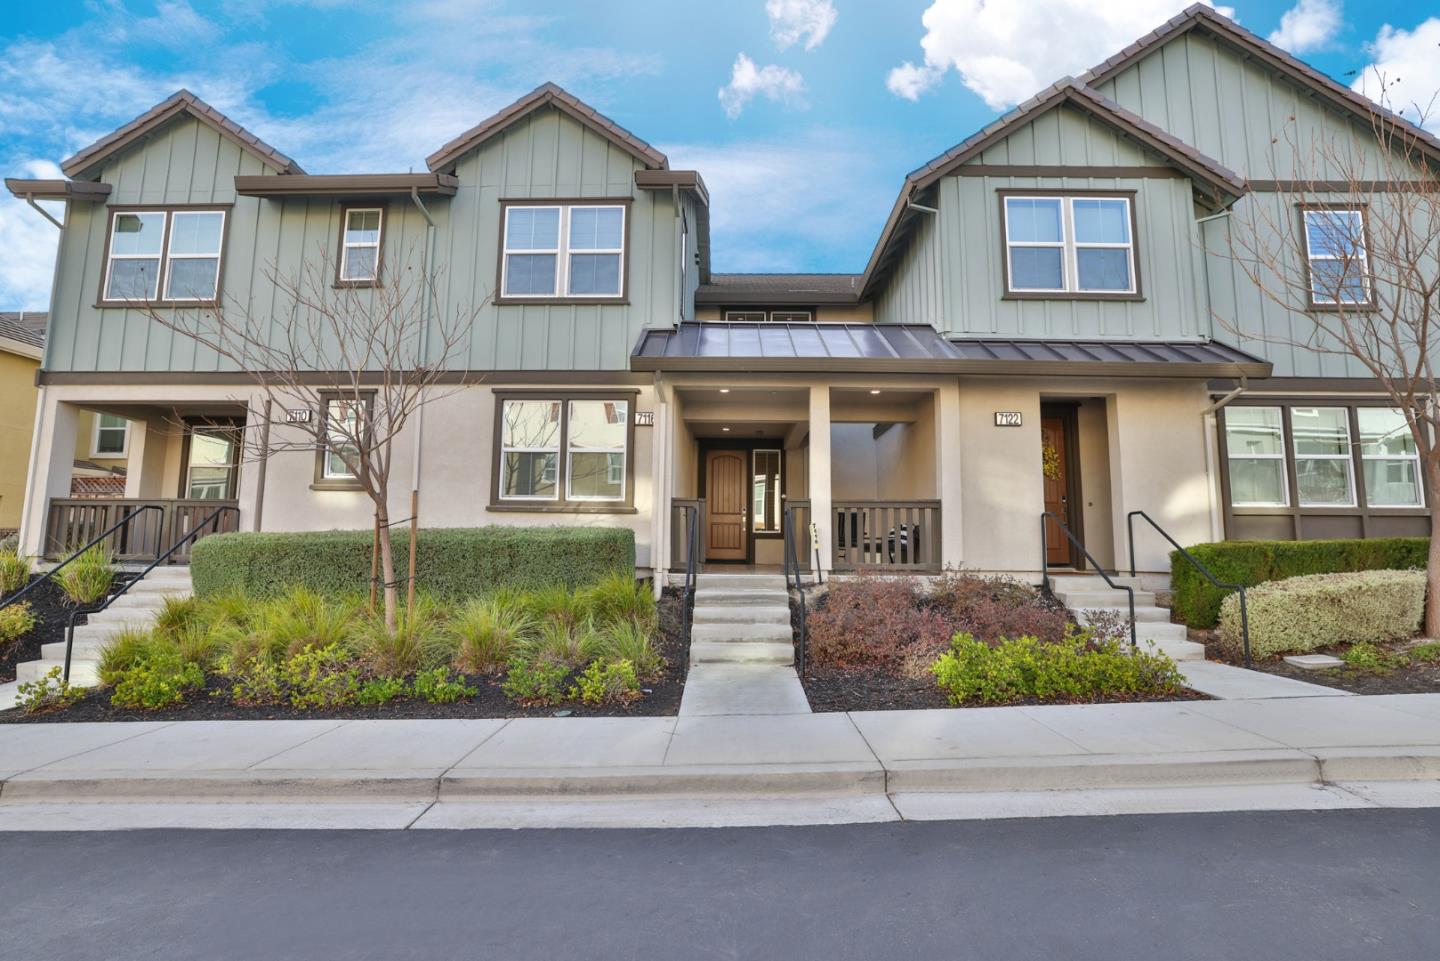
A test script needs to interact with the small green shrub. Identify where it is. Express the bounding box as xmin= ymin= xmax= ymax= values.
xmin=1410 ymin=641 xmax=1440 ymax=663
xmin=110 ymin=651 xmax=205 ymax=710
xmin=931 ymin=631 xmax=1184 ymax=706
xmin=189 ymin=527 xmax=635 ymax=599
xmin=569 ymin=659 xmax=639 ymax=706
xmin=524 ymin=619 xmax=602 ymax=669
xmin=1341 ymin=642 xmax=1408 ymax=674
xmin=411 ymin=667 xmax=477 ymax=704
xmin=524 ymin=584 xmax=582 ymax=630
xmin=225 ymin=655 xmax=285 ymax=706
xmin=357 ymin=676 xmax=410 ymax=705
xmin=502 ymin=656 xmax=570 ymax=705
xmin=578 ymin=571 xmax=656 ymax=628
xmin=260 ymin=587 xmax=357 ymax=657
xmin=280 ymin=643 xmax=359 ymax=710
xmin=1218 ymin=569 xmax=1425 ymax=659
xmin=0 ymin=601 xmax=37 ymax=650
xmin=196 ymin=589 xmax=255 ymax=629
xmin=1171 ymin=537 xmax=1429 ymax=628
xmin=0 ymin=548 xmax=29 ymax=596
xmin=450 ymin=599 xmax=532 ymax=674
xmin=97 ymin=627 xmax=161 ymax=686
xmin=152 ymin=596 xmax=202 ymax=642
xmin=599 ymin=621 xmax=661 ymax=679
xmin=350 ymin=605 xmax=448 ymax=676
xmin=57 ymin=545 xmax=114 ymax=605
xmin=16 ymin=666 xmax=85 ymax=714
